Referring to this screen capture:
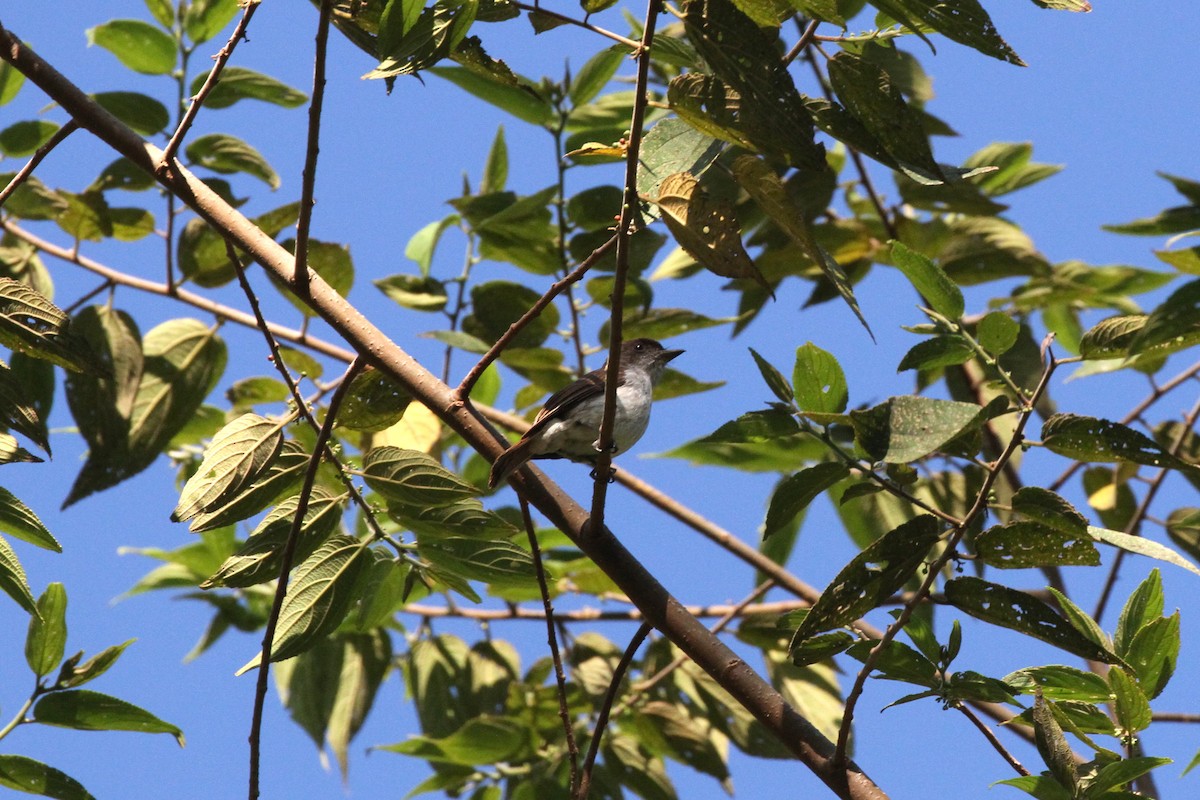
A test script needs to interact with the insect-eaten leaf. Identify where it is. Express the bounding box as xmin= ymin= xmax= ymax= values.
xmin=647 ymin=172 xmax=772 ymax=295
